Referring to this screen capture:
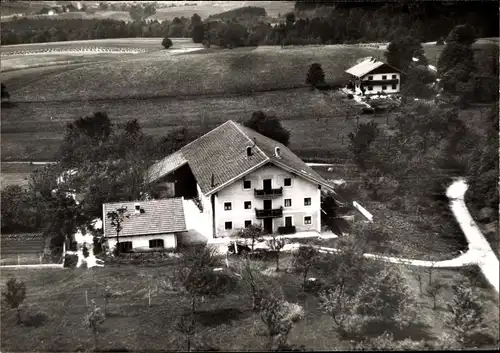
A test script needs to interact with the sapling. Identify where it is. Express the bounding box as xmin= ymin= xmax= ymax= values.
xmin=2 ymin=278 xmax=27 ymax=324
xmin=84 ymin=299 xmax=105 ymax=351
